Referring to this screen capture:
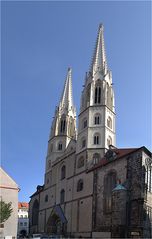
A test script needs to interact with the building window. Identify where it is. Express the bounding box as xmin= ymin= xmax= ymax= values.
xmin=93 ymin=153 xmax=100 ymax=165
xmin=48 ymin=160 xmax=51 ymax=168
xmin=95 ymin=86 xmax=101 ymax=104
xmin=24 ymin=222 xmax=27 ymax=226
xmin=50 ymin=144 xmax=53 ymax=152
xmin=60 ymin=189 xmax=65 ymax=204
xmin=77 ymin=156 xmax=85 ymax=168
xmin=58 ymin=142 xmax=62 ymax=151
xmin=107 ymin=136 xmax=112 ymax=147
xmin=94 ymin=114 xmax=101 ymax=125
xmin=20 ymin=222 xmax=23 ymax=226
xmin=61 ymin=165 xmax=66 ymax=180
xmin=82 ymin=118 xmax=87 ymax=129
xmin=45 ymin=195 xmax=48 ymax=202
xmin=94 ymin=134 xmax=100 ymax=145
xmin=32 ymin=199 xmax=39 ymax=225
xmin=146 ymin=162 xmax=152 ymax=192
xmin=77 ymin=179 xmax=84 ymax=192
xmin=104 ymin=171 xmax=117 ymax=213
xmin=60 ymin=118 xmax=66 ymax=133
xmin=107 ymin=116 xmax=112 ymax=129
xmin=24 ymin=215 xmax=27 ymax=218
xmin=81 ymin=138 xmax=86 ymax=148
